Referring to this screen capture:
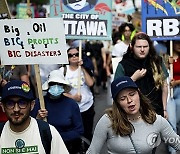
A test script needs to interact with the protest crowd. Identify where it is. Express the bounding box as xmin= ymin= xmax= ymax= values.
xmin=0 ymin=0 xmax=180 ymax=154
